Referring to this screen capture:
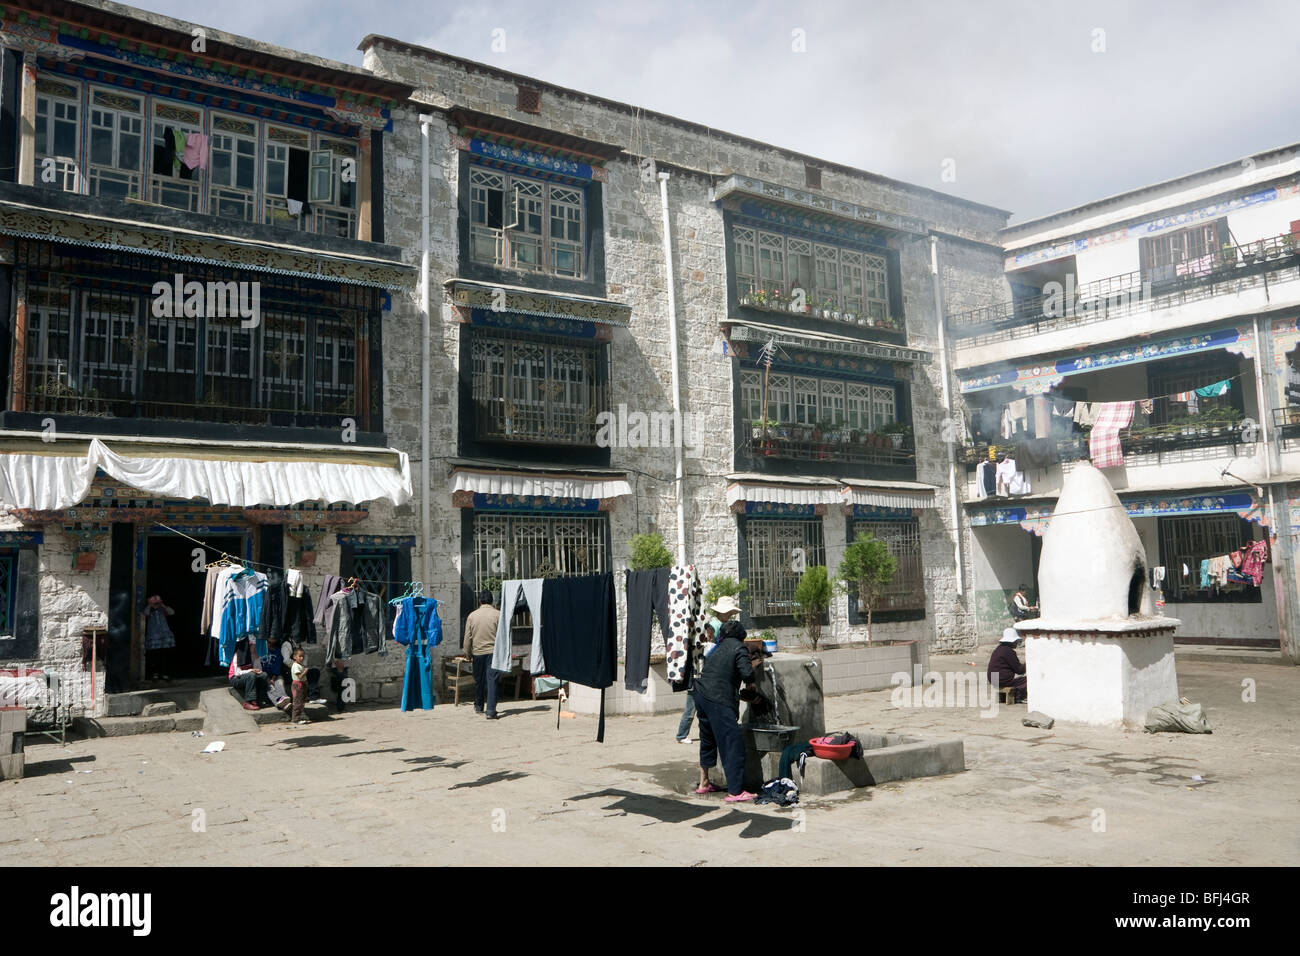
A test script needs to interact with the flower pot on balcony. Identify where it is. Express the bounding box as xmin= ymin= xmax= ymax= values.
xmin=751 ymin=424 xmax=764 ymax=440
xmin=739 ymin=294 xmax=752 ymax=307
xmin=890 ymin=433 xmax=904 ymax=449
